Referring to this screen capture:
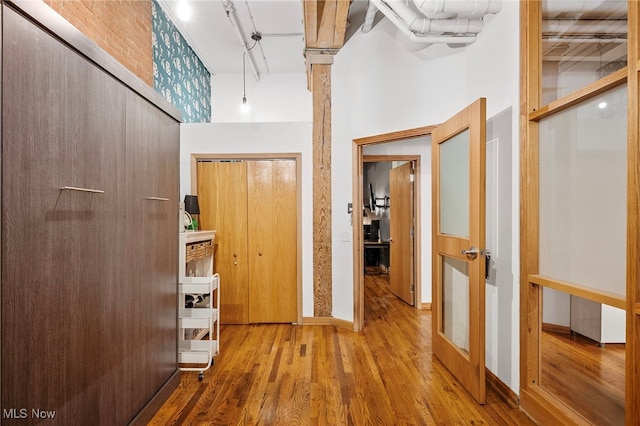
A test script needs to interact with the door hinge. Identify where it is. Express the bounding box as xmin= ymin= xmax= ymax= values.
xmin=409 ymin=173 xmax=415 ymax=182
xmin=410 ymin=283 xmax=415 ymax=292
xmin=409 ymin=228 xmax=414 ymax=238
